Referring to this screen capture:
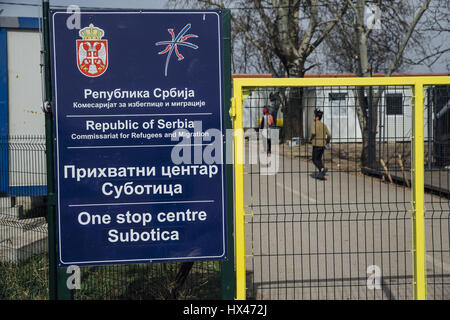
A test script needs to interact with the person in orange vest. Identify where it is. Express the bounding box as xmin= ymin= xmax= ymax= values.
xmin=260 ymin=107 xmax=274 ymax=155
